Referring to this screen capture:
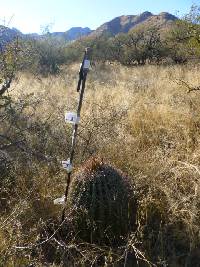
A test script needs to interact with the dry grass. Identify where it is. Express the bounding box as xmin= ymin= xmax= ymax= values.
xmin=1 ymin=63 xmax=200 ymax=266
